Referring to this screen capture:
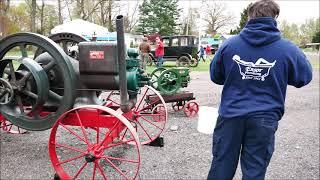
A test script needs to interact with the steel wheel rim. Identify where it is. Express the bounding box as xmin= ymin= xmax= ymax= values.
xmin=131 ymin=85 xmax=168 ymax=144
xmin=171 ymin=101 xmax=185 ymax=112
xmin=49 ymin=105 xmax=141 ymax=180
xmin=184 ymin=101 xmax=199 ymax=117
xmin=1 ymin=118 xmax=28 ymax=134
